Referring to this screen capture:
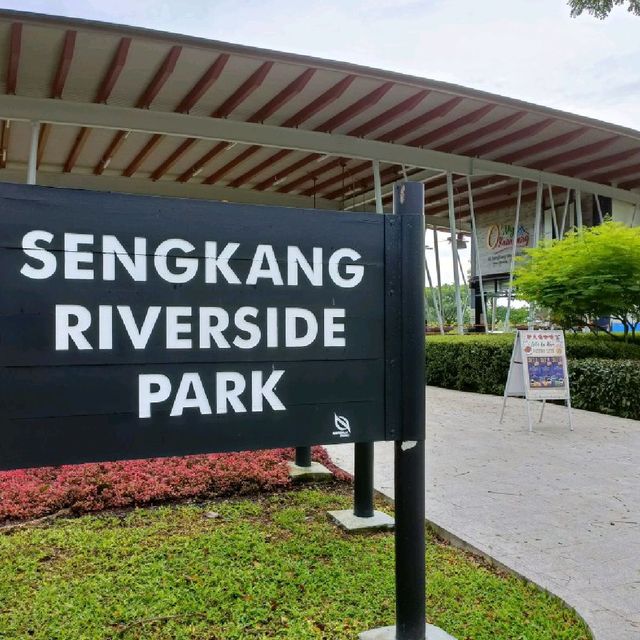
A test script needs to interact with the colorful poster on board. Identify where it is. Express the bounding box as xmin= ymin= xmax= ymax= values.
xmin=520 ymin=331 xmax=569 ymax=400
